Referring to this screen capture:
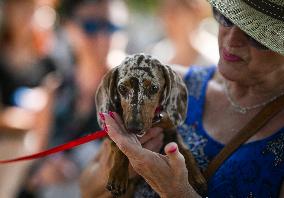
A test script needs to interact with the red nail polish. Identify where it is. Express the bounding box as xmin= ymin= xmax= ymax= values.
xmin=103 ymin=124 xmax=108 ymax=132
xmin=99 ymin=113 xmax=105 ymax=121
xmin=168 ymin=146 xmax=177 ymax=153
xmin=109 ymin=111 xmax=115 ymax=119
